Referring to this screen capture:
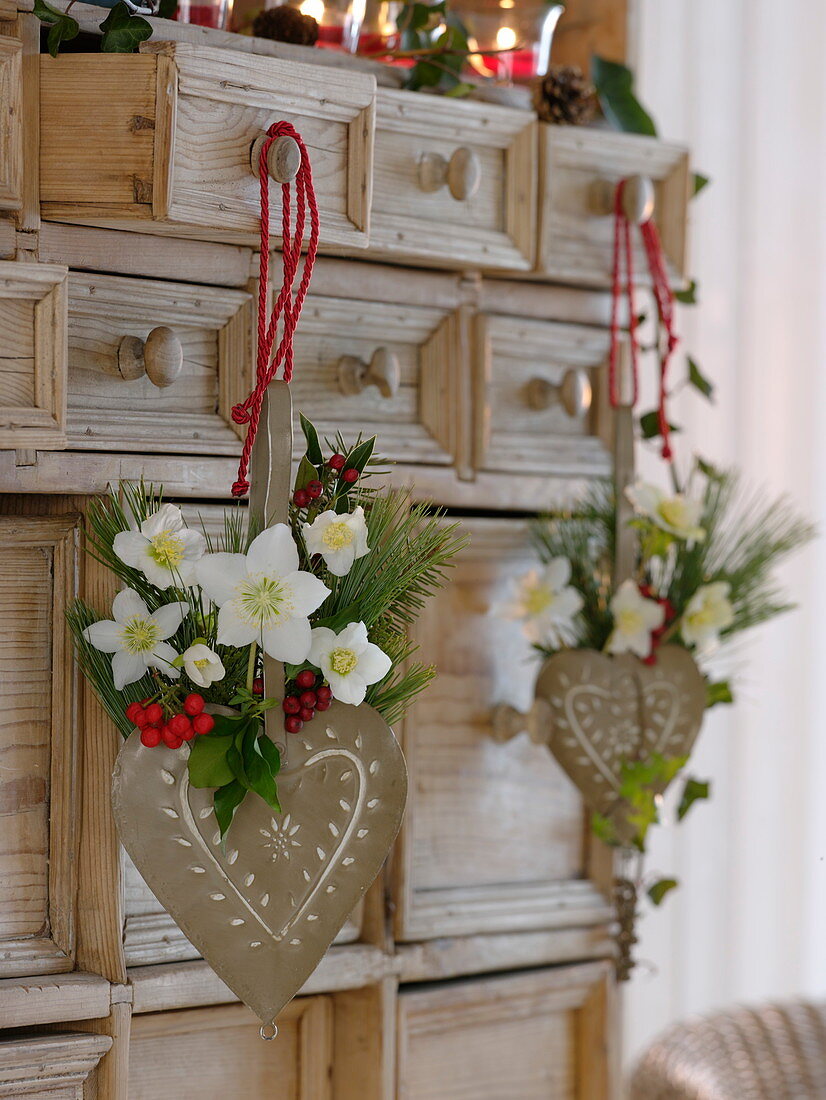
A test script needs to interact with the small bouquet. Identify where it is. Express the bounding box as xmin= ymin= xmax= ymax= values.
xmin=68 ymin=416 xmax=465 ymax=839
